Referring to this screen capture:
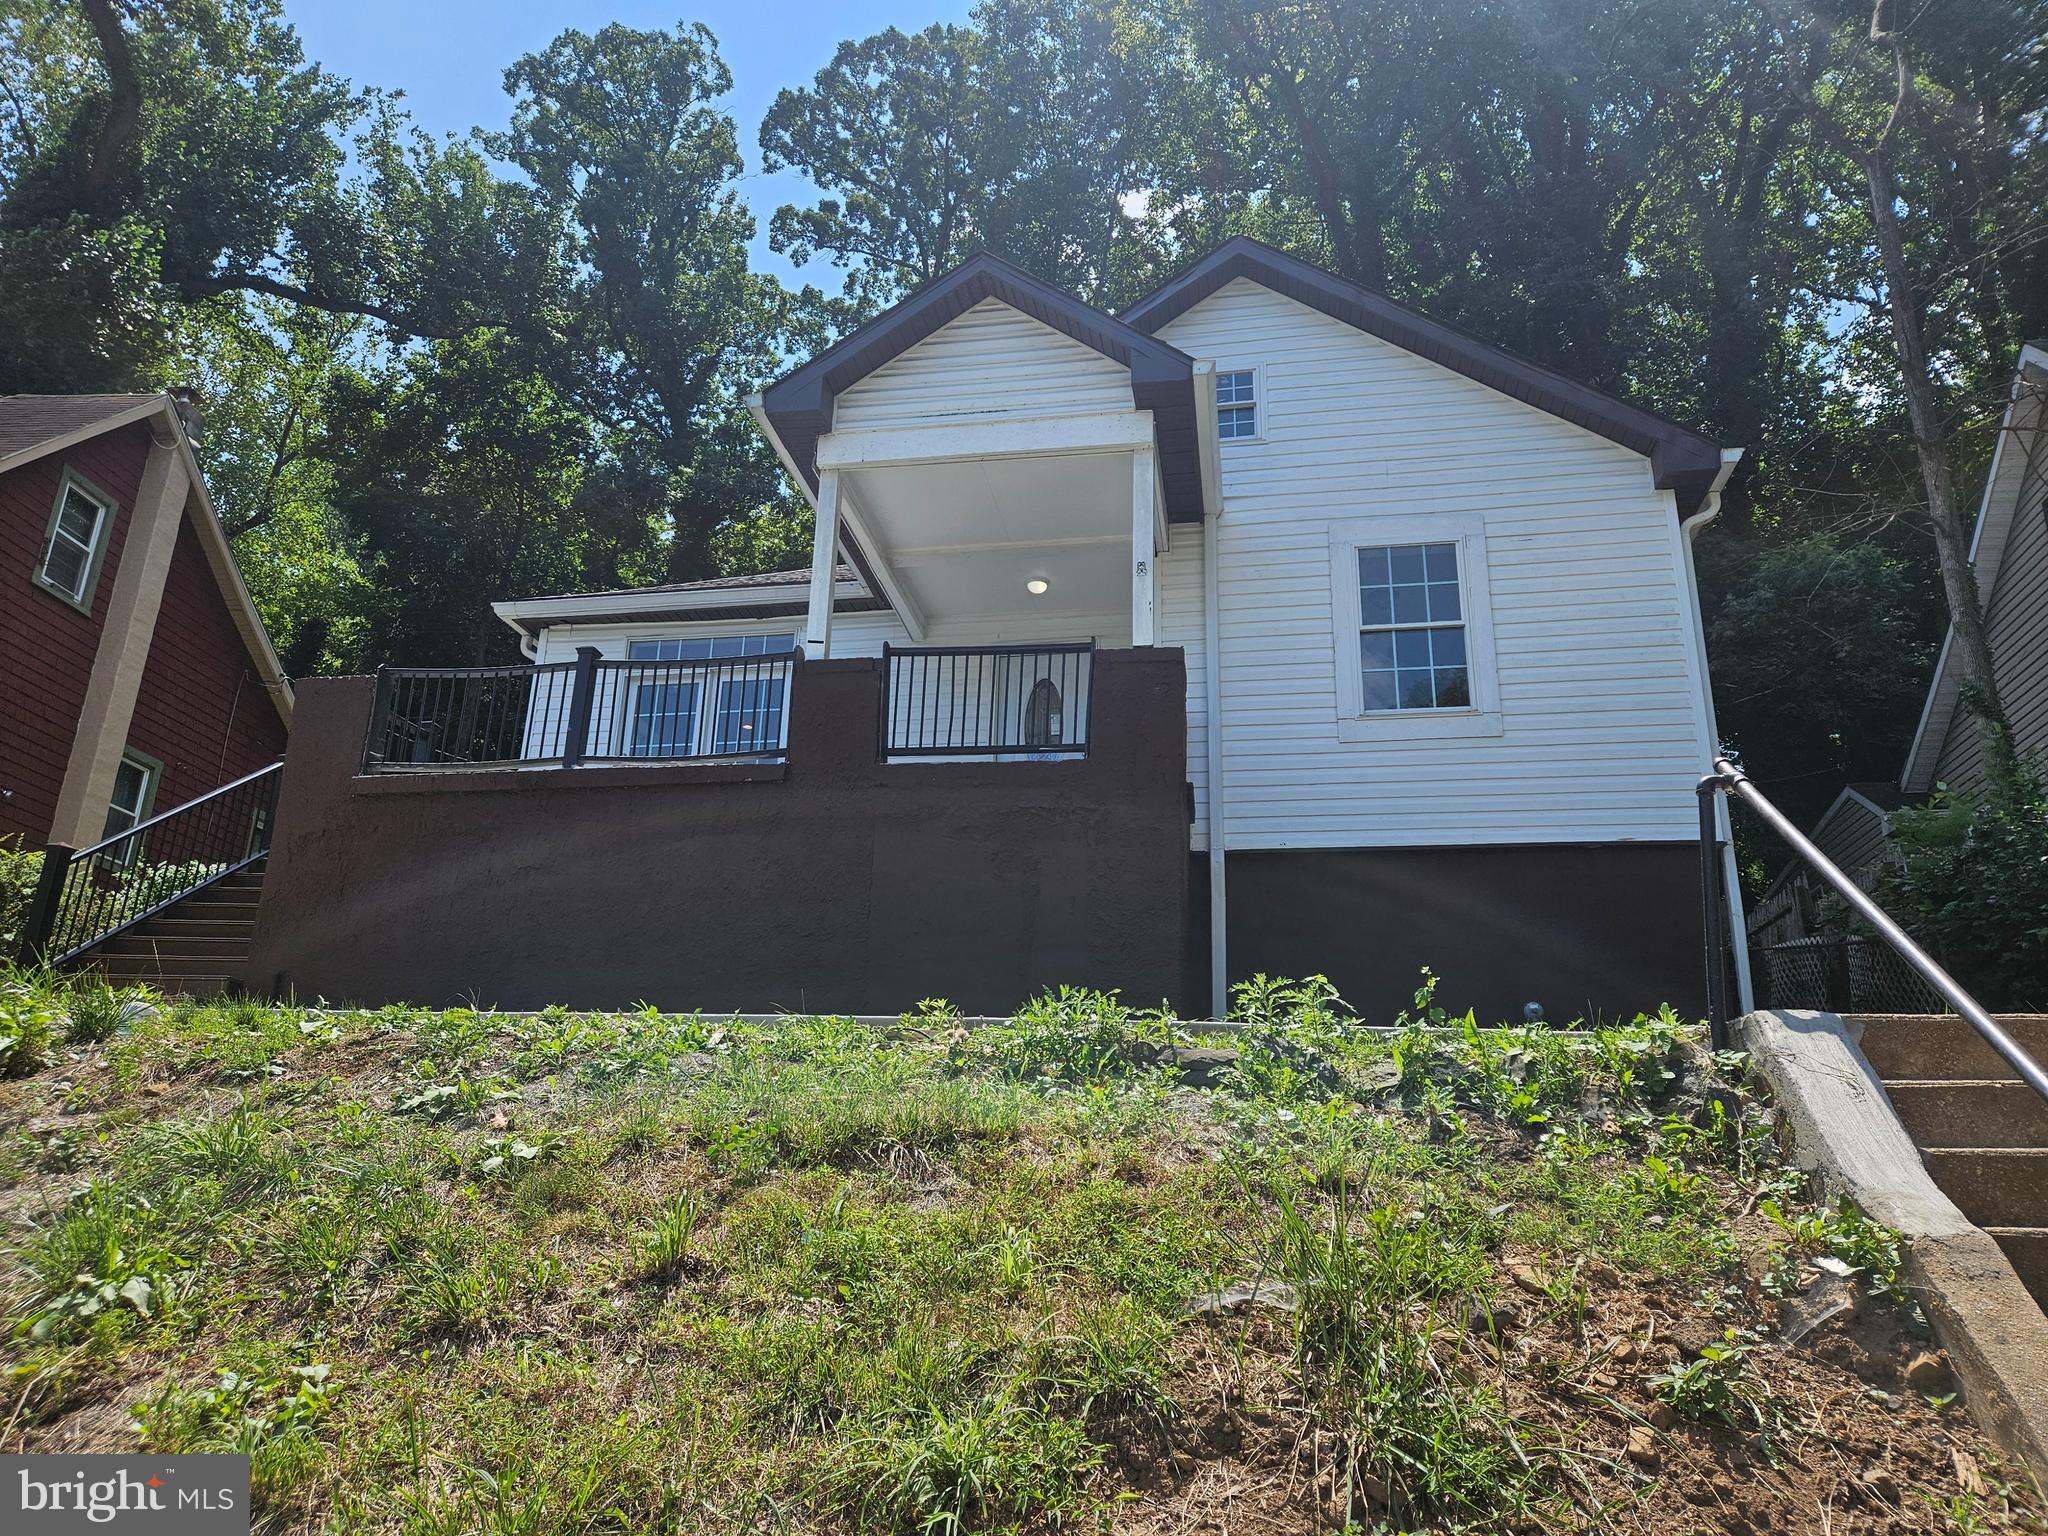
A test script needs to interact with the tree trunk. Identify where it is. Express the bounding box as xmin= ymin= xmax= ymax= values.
xmin=1859 ymin=21 xmax=2010 ymax=784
